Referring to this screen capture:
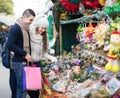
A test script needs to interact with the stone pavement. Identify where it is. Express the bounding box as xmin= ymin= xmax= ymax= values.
xmin=0 ymin=57 xmax=30 ymax=98
xmin=0 ymin=57 xmax=11 ymax=98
